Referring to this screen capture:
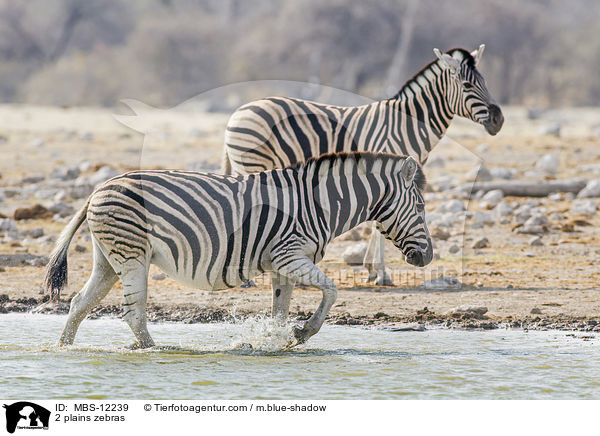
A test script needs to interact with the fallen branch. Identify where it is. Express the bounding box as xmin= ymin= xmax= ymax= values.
xmin=460 ymin=179 xmax=588 ymax=197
